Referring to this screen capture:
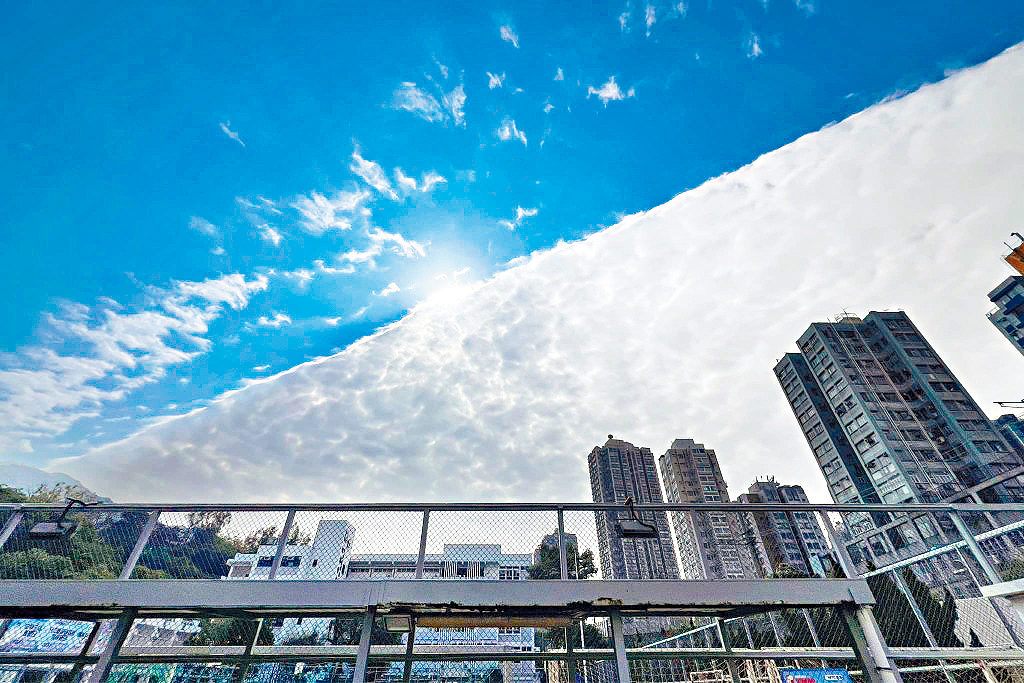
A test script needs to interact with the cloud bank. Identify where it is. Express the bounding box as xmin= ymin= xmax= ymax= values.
xmin=56 ymin=45 xmax=1024 ymax=504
